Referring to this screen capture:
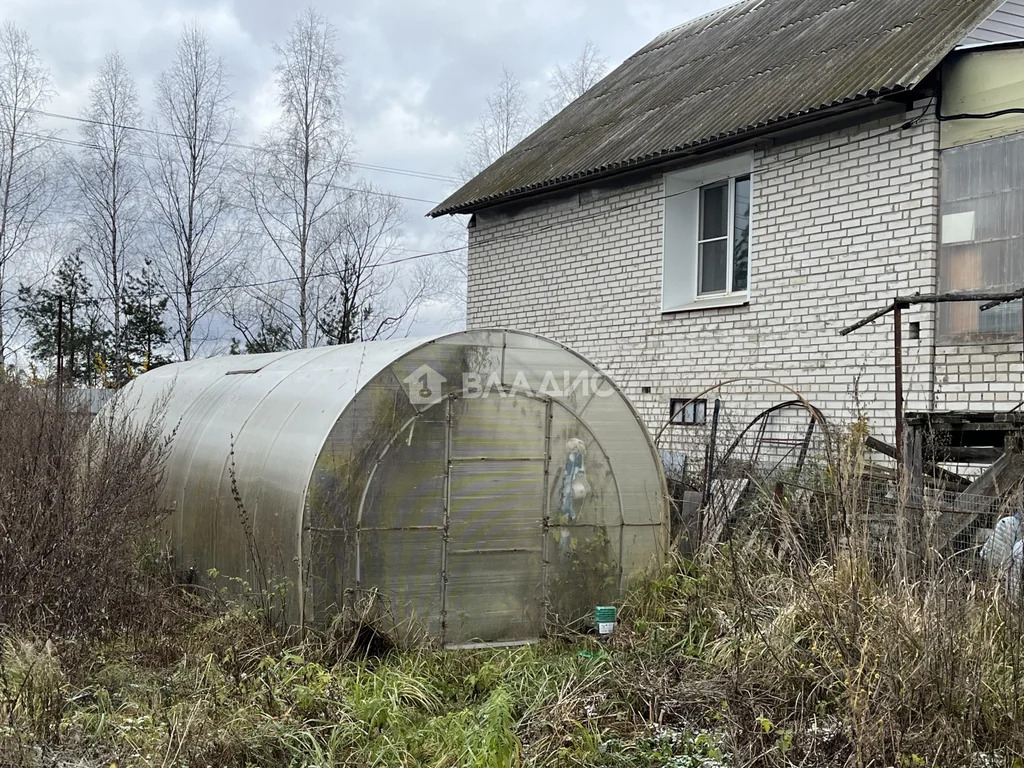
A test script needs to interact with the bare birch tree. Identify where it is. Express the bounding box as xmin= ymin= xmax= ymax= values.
xmin=540 ymin=40 xmax=608 ymax=119
xmin=459 ymin=66 xmax=530 ymax=179
xmin=243 ymin=7 xmax=350 ymax=349
xmin=150 ymin=24 xmax=239 ymax=360
xmin=315 ymin=181 xmax=437 ymax=343
xmin=0 ymin=22 xmax=56 ymax=364
xmin=444 ymin=67 xmax=533 ymax=320
xmin=443 ymin=46 xmax=608 ymax=322
xmin=71 ymin=51 xmax=144 ymax=382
